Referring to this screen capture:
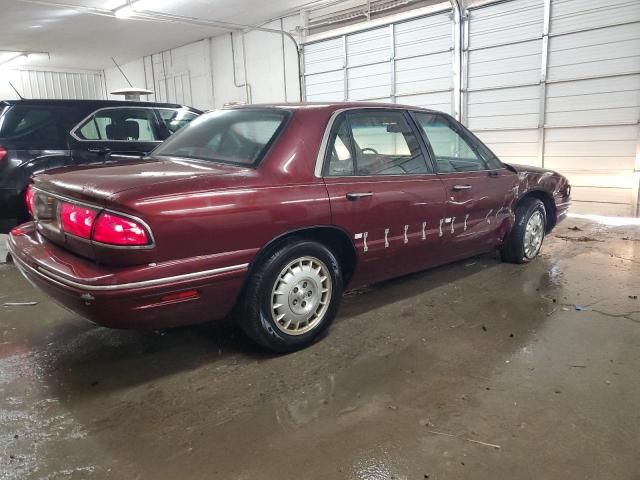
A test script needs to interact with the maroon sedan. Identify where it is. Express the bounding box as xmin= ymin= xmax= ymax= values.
xmin=8 ymin=103 xmax=570 ymax=352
